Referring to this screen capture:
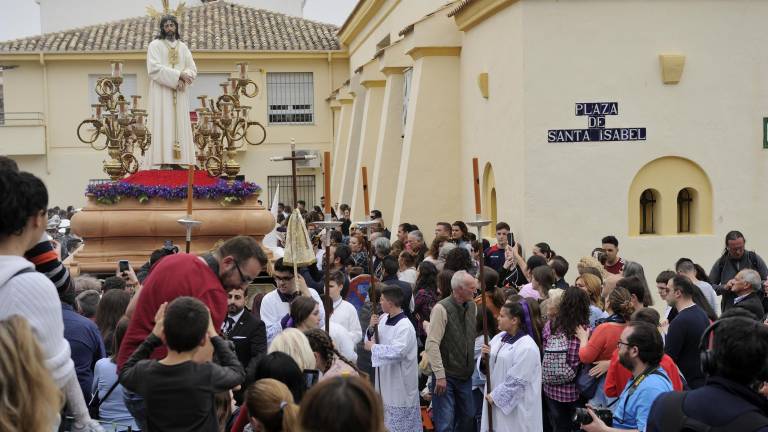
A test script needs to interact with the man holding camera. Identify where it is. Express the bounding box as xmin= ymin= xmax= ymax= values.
xmin=580 ymin=321 xmax=672 ymax=432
